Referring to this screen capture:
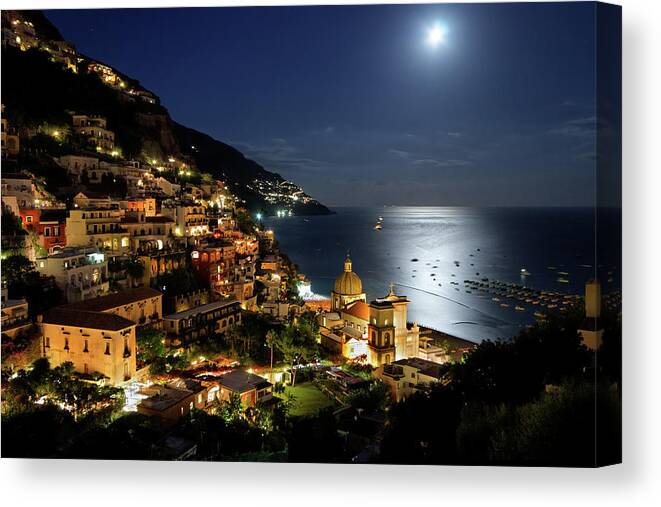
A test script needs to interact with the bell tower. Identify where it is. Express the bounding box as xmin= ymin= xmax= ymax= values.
xmin=367 ymin=300 xmax=396 ymax=368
